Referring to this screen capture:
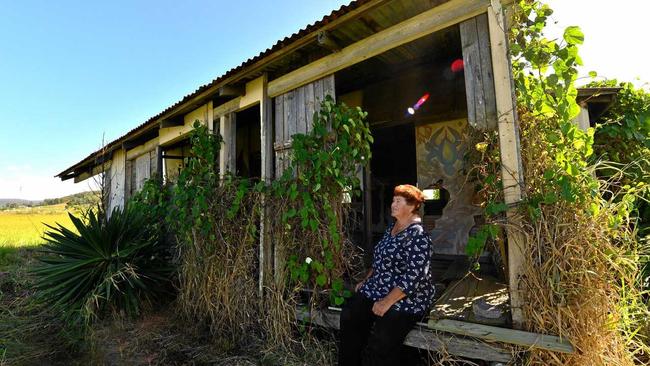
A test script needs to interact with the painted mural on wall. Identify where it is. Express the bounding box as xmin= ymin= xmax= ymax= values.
xmin=416 ymin=118 xmax=481 ymax=255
